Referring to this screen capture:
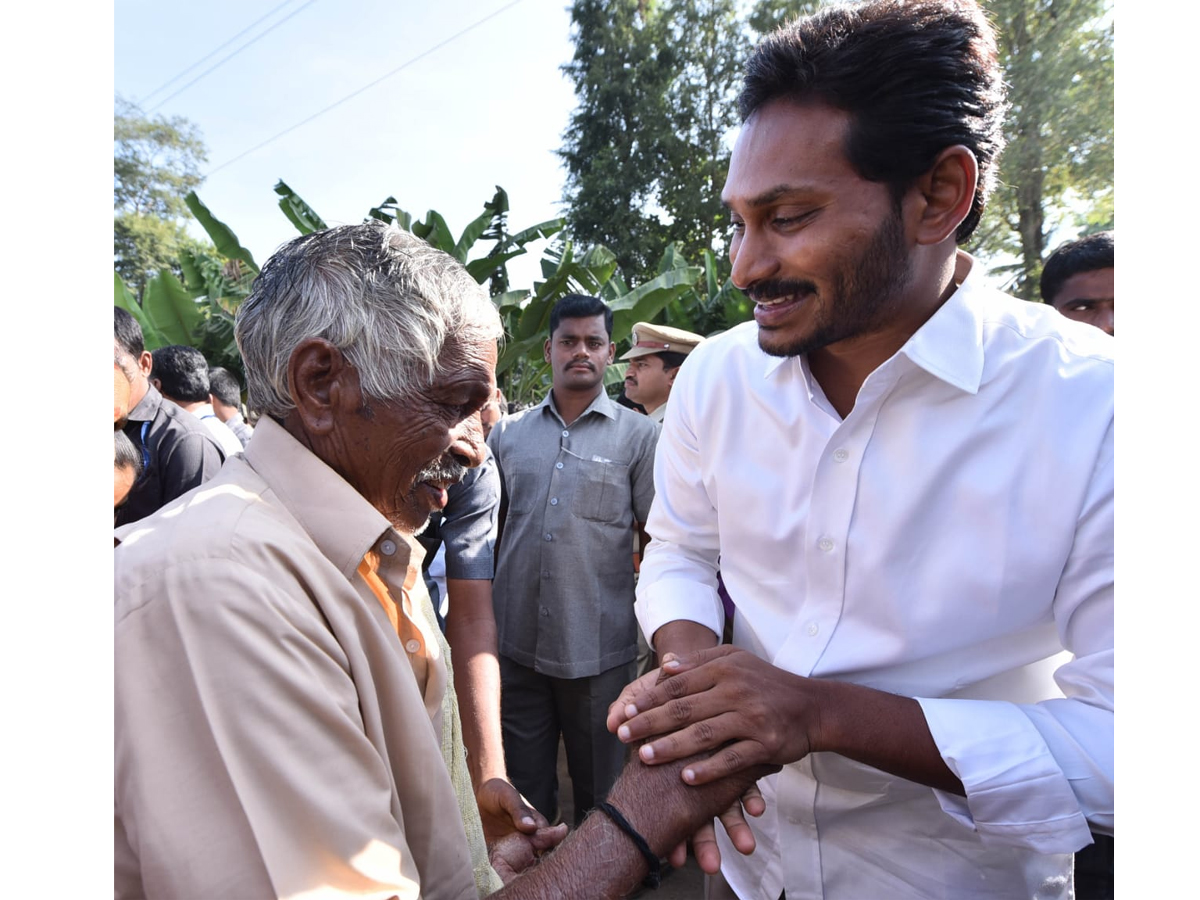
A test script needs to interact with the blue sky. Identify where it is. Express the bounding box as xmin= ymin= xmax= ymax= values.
xmin=115 ymin=0 xmax=579 ymax=285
